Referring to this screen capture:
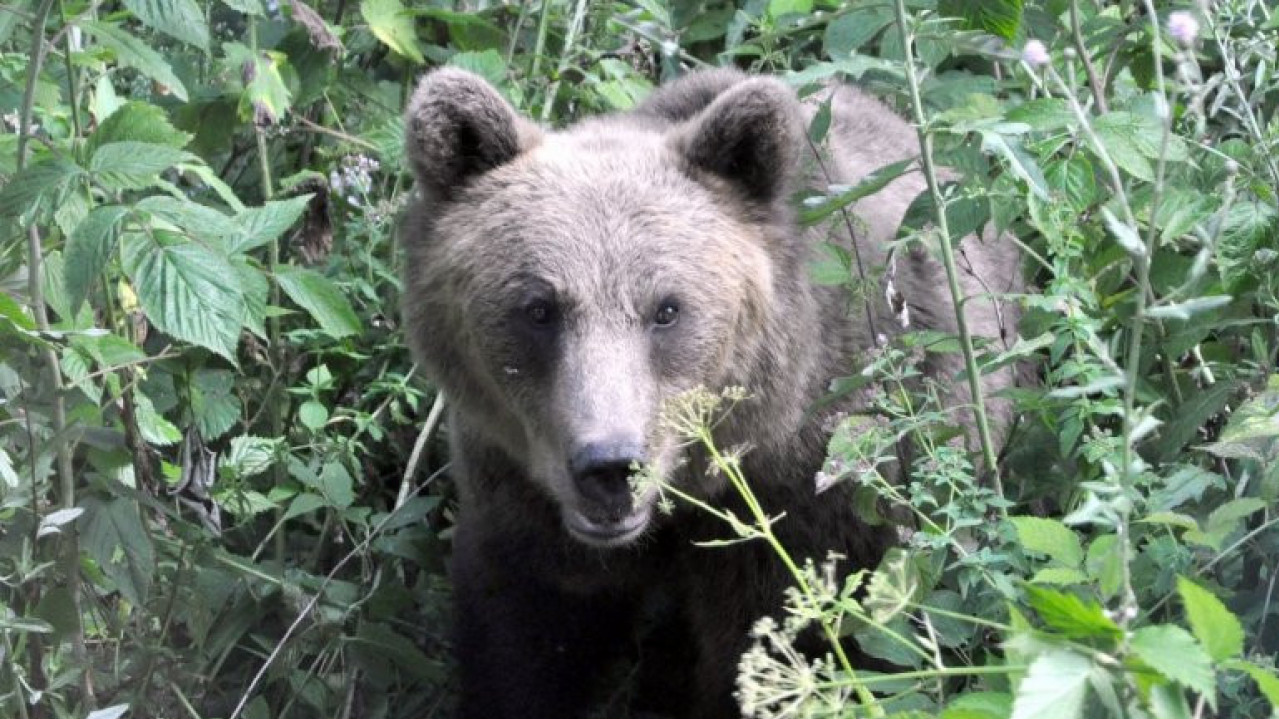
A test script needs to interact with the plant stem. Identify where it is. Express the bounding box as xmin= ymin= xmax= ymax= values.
xmin=539 ymin=0 xmax=589 ymax=123
xmin=1069 ymin=0 xmax=1108 ymax=114
xmin=891 ymin=0 xmax=1004 ymax=504
xmin=18 ymin=0 xmax=94 ymax=705
xmin=250 ymin=17 xmax=287 ymax=564
xmin=529 ymin=0 xmax=554 ymax=93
